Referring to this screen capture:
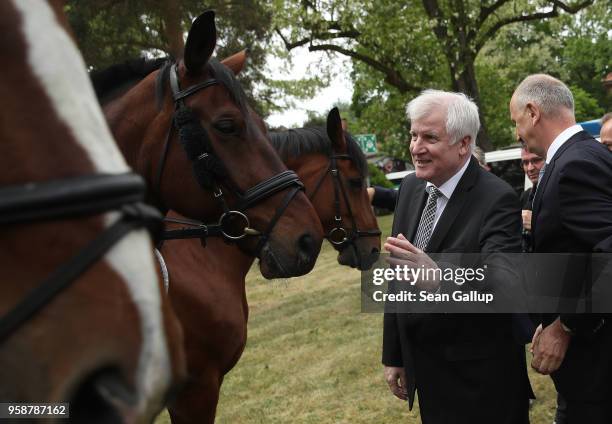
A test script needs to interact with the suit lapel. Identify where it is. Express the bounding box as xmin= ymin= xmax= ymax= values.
xmin=531 ymin=161 xmax=553 ymax=225
xmin=402 ymin=180 xmax=426 ymax=242
xmin=426 ymin=157 xmax=479 ymax=252
xmin=532 ymin=130 xmax=589 ymax=236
